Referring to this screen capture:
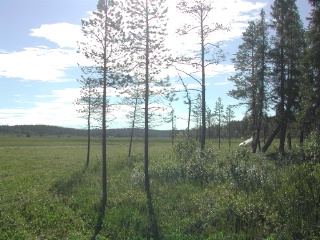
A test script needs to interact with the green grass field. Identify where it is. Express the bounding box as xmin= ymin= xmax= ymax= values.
xmin=1 ymin=134 xmax=320 ymax=239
